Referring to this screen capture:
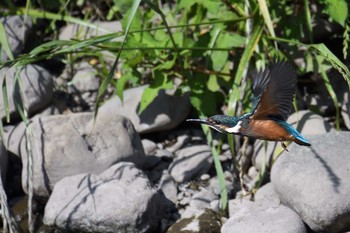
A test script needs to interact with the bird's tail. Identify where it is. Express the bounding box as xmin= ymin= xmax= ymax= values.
xmin=293 ymin=136 xmax=311 ymax=146
xmin=275 ymin=120 xmax=311 ymax=146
